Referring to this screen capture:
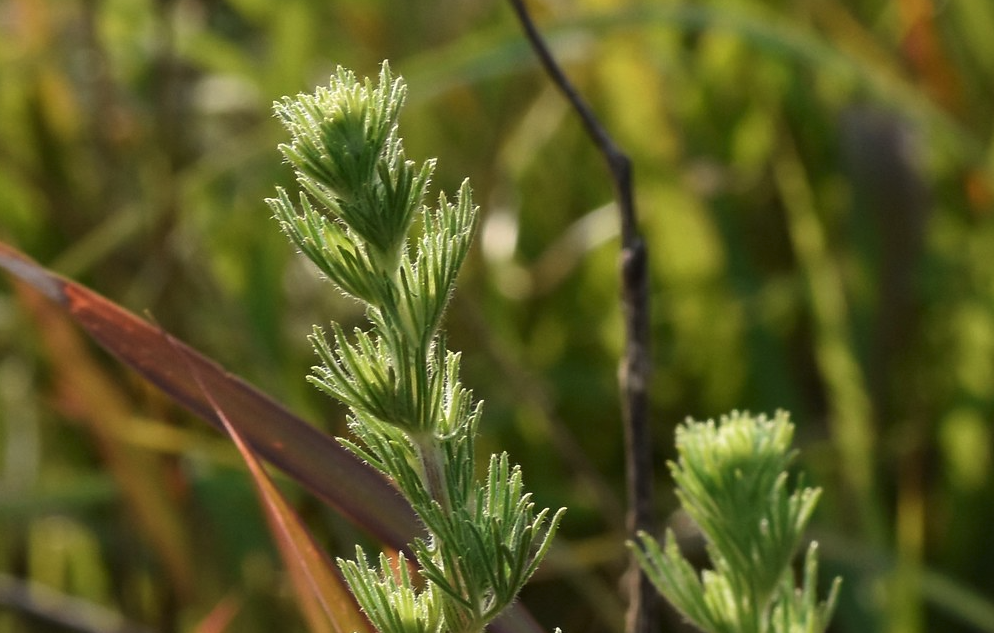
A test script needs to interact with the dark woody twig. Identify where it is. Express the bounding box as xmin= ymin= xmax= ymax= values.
xmin=505 ymin=2 xmax=656 ymax=633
